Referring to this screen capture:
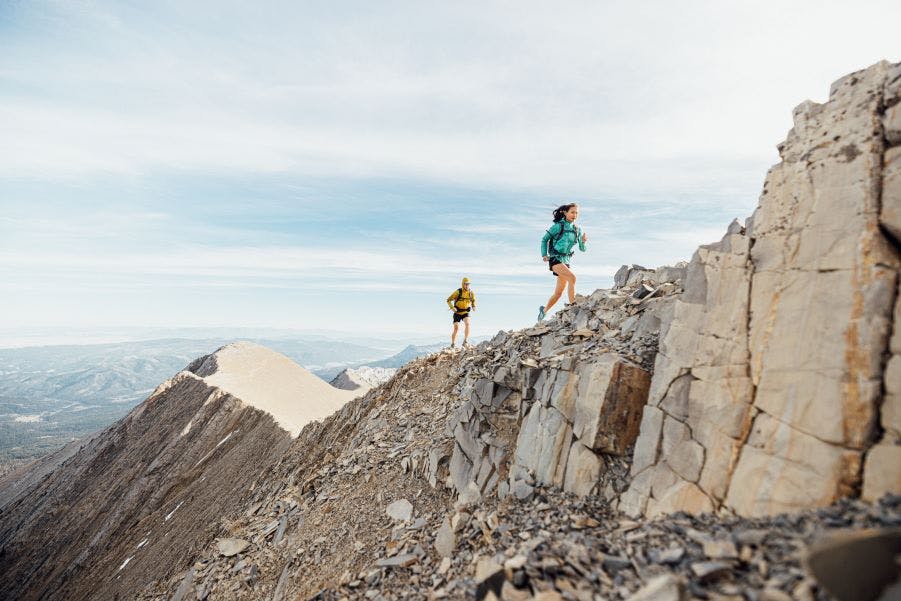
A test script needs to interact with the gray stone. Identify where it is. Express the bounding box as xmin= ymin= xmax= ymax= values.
xmin=562 ymin=440 xmax=602 ymax=496
xmin=273 ymin=515 xmax=287 ymax=544
xmin=512 ymin=480 xmax=535 ymax=500
xmin=434 ymin=518 xmax=455 ymax=558
xmin=881 ymin=147 xmax=901 ymax=242
xmin=490 ymin=330 xmax=509 ymax=347
xmin=614 ymin=265 xmax=632 ymax=288
xmin=658 ymin=374 xmax=694 ymax=421
xmin=602 ymin=554 xmax=633 ymax=571
xmin=703 ymin=539 xmax=738 ymax=559
xmin=474 ymin=557 xmax=505 ymax=599
xmin=171 ymin=568 xmax=195 ymax=601
xmin=656 ymin=547 xmax=685 ymax=565
xmin=386 ymin=499 xmax=413 ymax=522
xmin=376 ymin=554 xmax=418 ymax=568
xmin=216 ymin=538 xmax=250 ymax=557
xmin=632 ymin=284 xmax=655 ymax=300
xmin=627 ymin=269 xmax=655 ymax=286
xmin=520 ymin=367 xmax=542 ymax=399
xmin=862 ymin=443 xmax=901 ymax=501
xmin=454 ymin=421 xmax=483 ymax=464
xmin=667 ymin=438 xmax=705 ymax=483
xmin=661 ymin=417 xmax=690 ymax=457
xmin=513 ymin=403 xmax=572 ymax=487
xmin=625 ymin=574 xmax=685 ymax=601
xmin=490 ymin=386 xmax=513 ymax=410
xmin=474 ymin=379 xmax=496 ymax=407
xmin=690 ymin=561 xmax=732 ymax=580
xmin=458 ymin=481 xmax=481 ymax=505
xmin=630 ymin=406 xmax=664 ymax=475
xmin=654 ymin=265 xmax=688 ymax=285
